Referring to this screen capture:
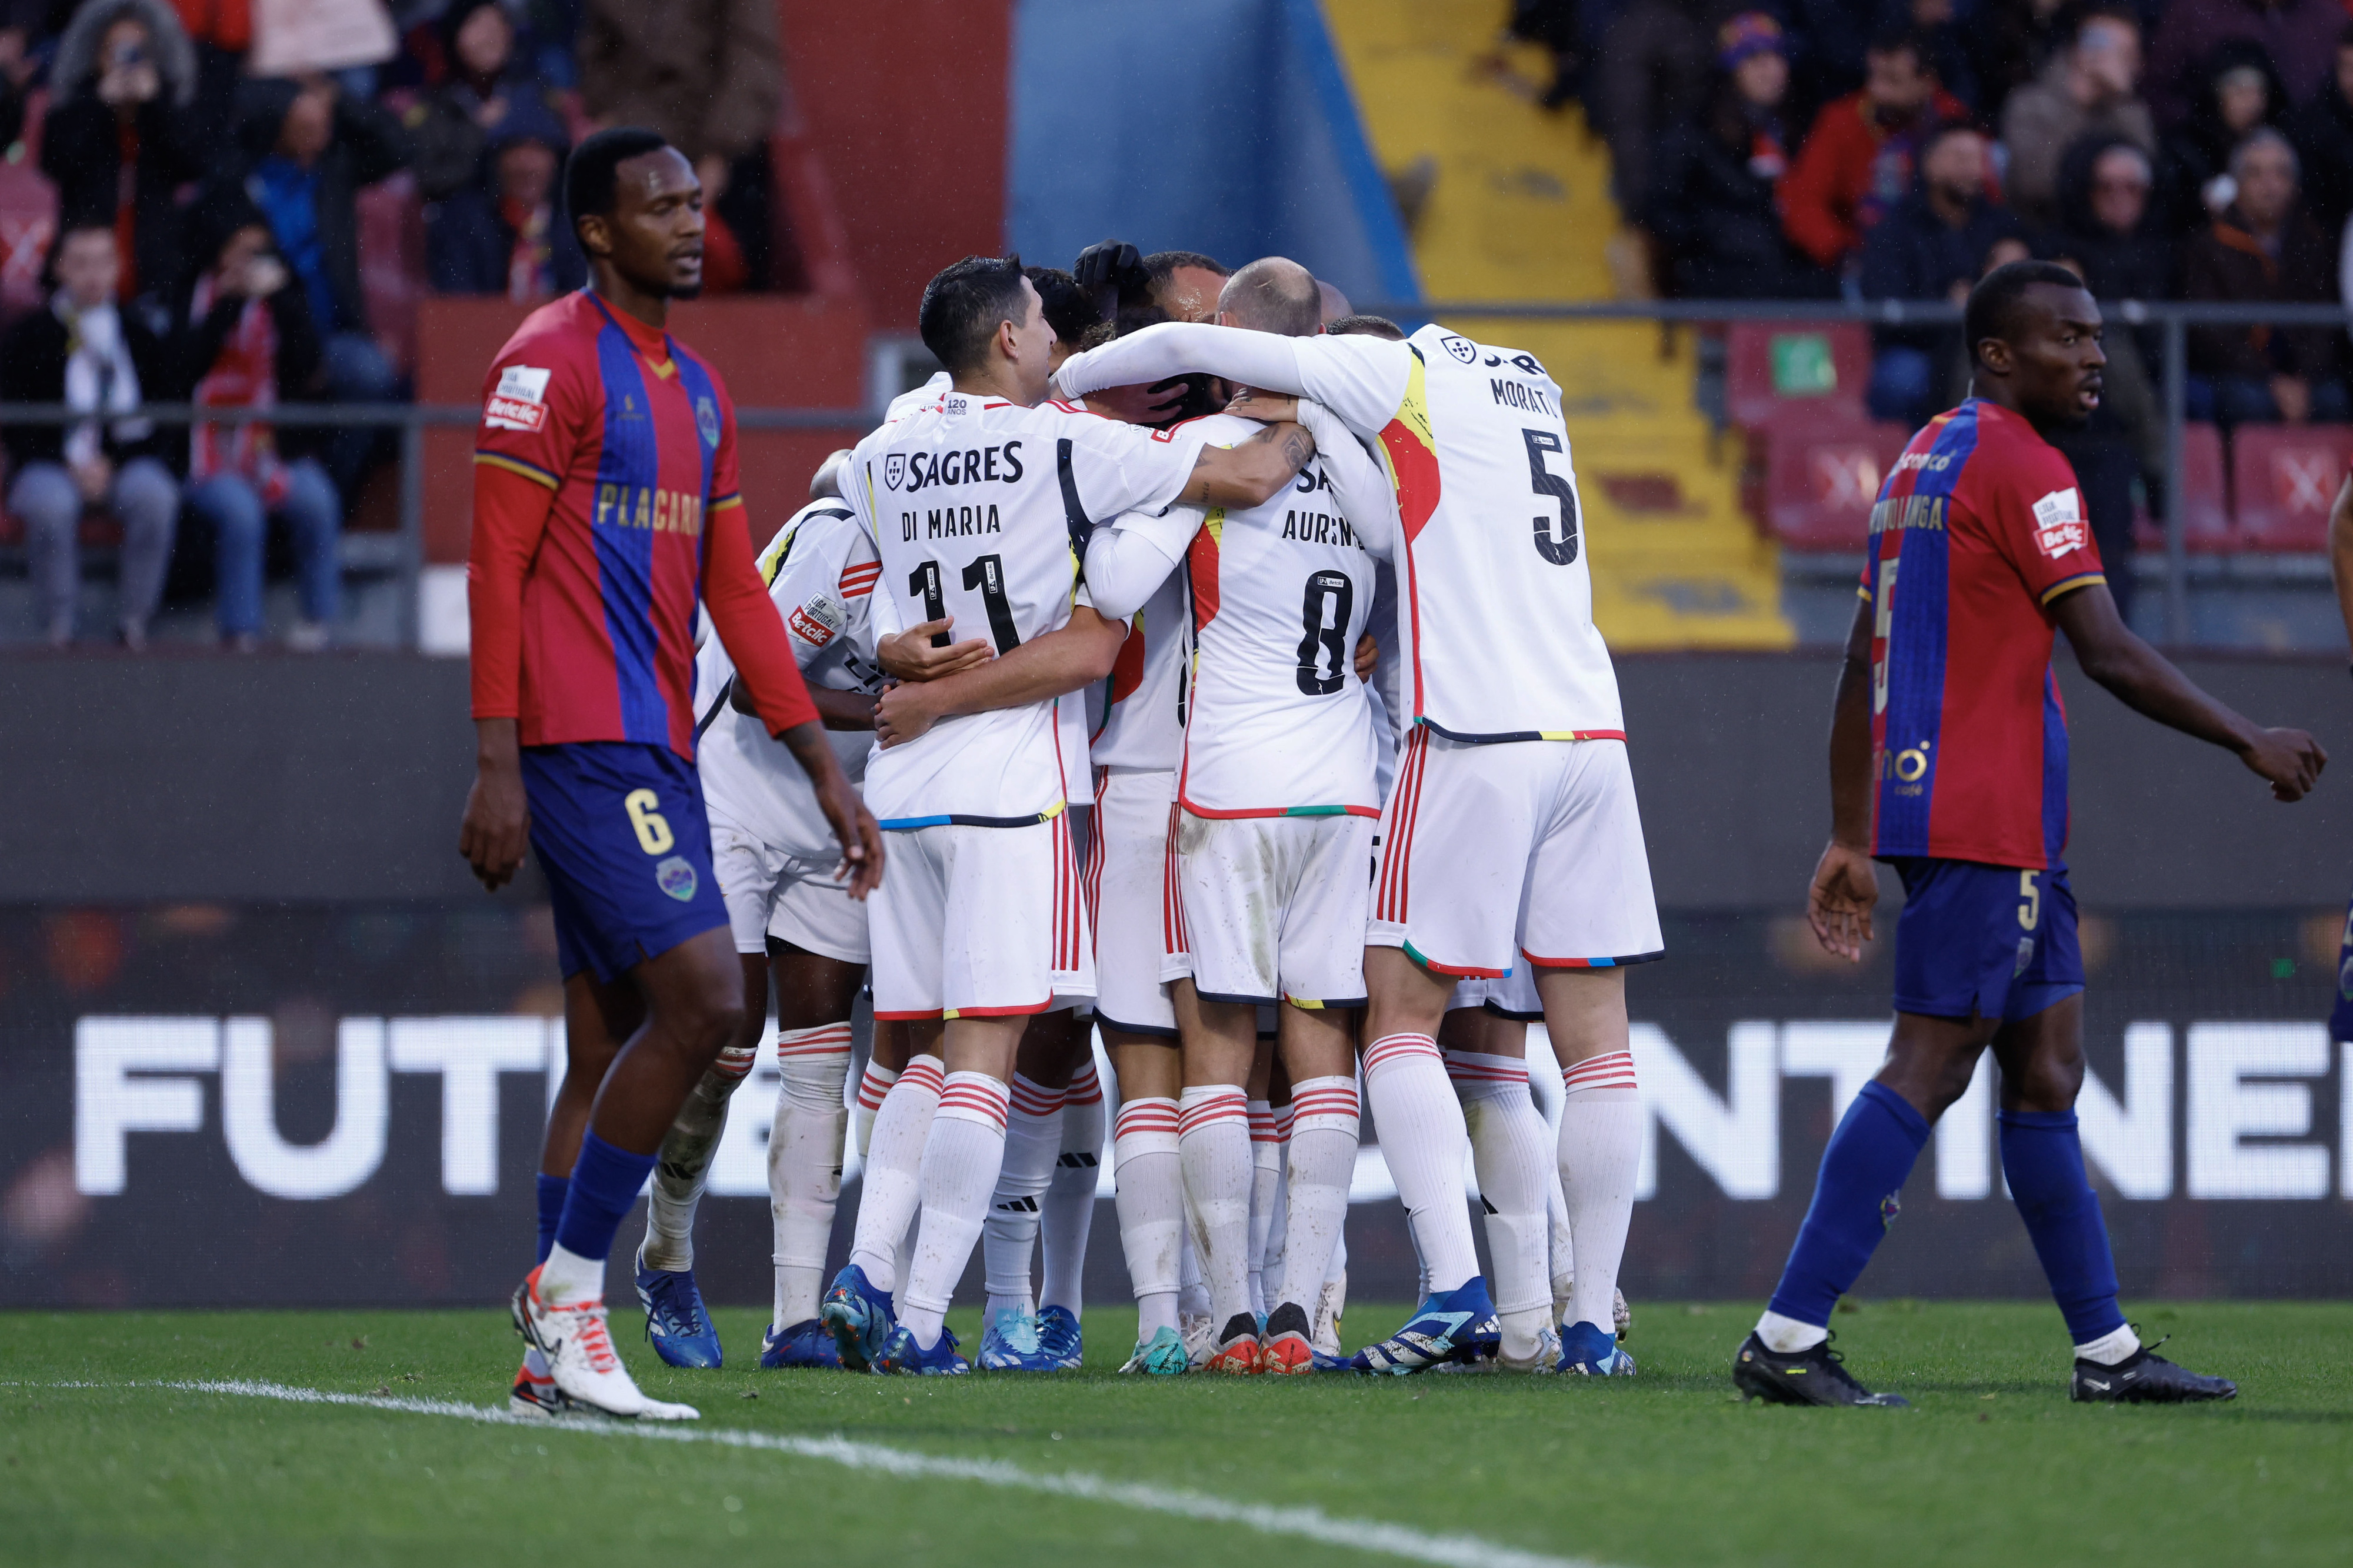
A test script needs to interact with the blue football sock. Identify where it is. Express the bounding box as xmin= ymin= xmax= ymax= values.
xmin=1999 ymin=1109 xmax=2125 ymax=1343
xmin=552 ymin=1133 xmax=656 ymax=1267
xmin=534 ymin=1173 xmax=569 ymax=1266
xmin=1766 ymin=1080 xmax=1930 ymax=1327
